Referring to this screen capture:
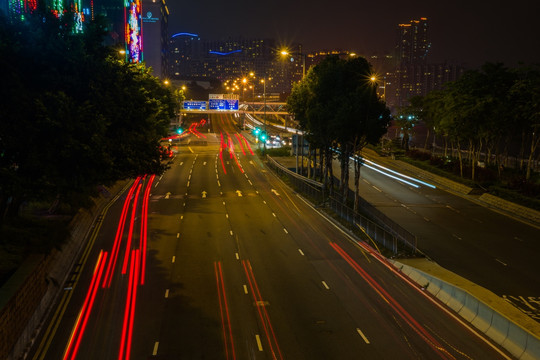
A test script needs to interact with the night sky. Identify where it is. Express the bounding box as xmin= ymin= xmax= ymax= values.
xmin=167 ymin=0 xmax=540 ymax=69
